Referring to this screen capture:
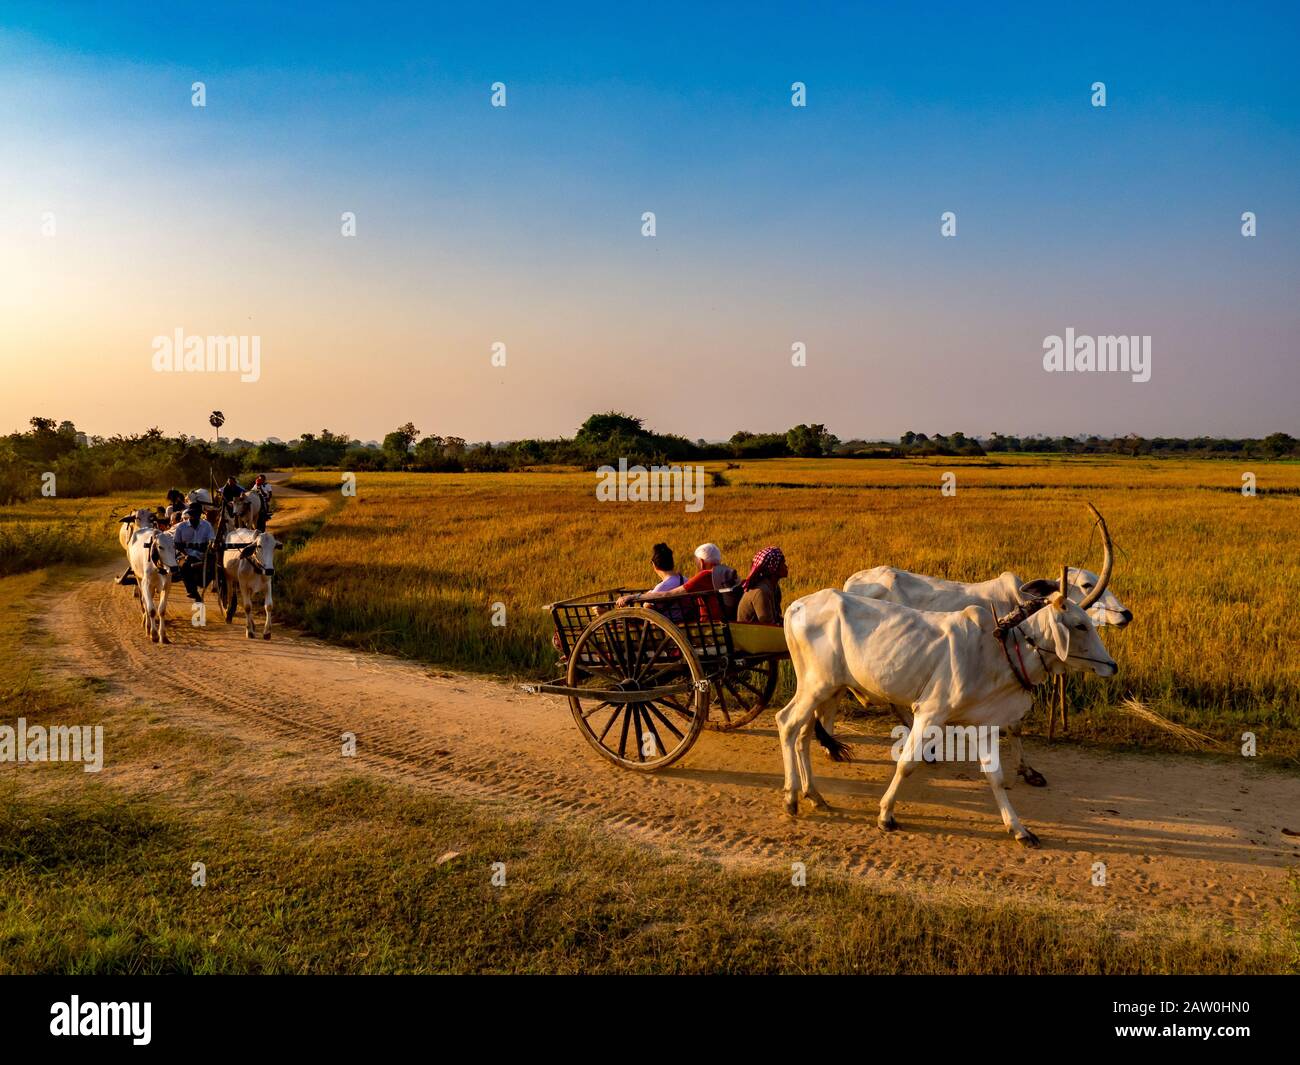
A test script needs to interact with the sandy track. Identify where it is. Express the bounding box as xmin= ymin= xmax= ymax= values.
xmin=39 ymin=494 xmax=1300 ymax=929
